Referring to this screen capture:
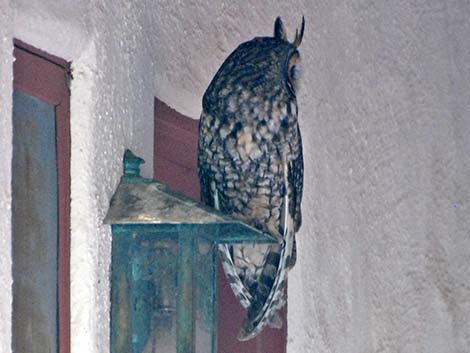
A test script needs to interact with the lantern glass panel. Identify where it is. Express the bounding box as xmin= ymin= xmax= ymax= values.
xmin=194 ymin=240 xmax=217 ymax=352
xmin=110 ymin=229 xmax=220 ymax=353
